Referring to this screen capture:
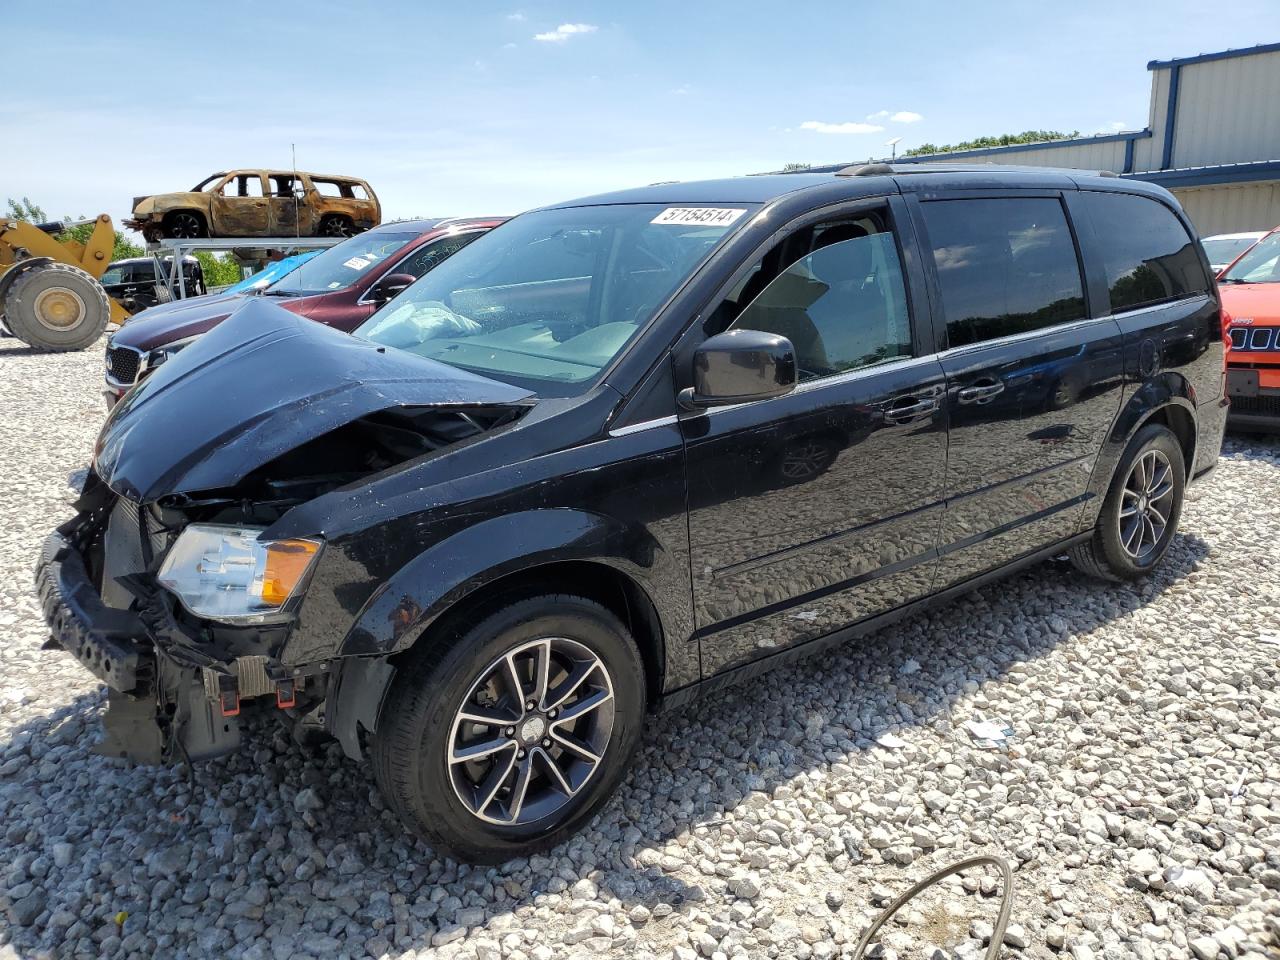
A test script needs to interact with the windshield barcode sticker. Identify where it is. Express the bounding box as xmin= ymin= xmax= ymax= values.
xmin=651 ymin=207 xmax=747 ymax=227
